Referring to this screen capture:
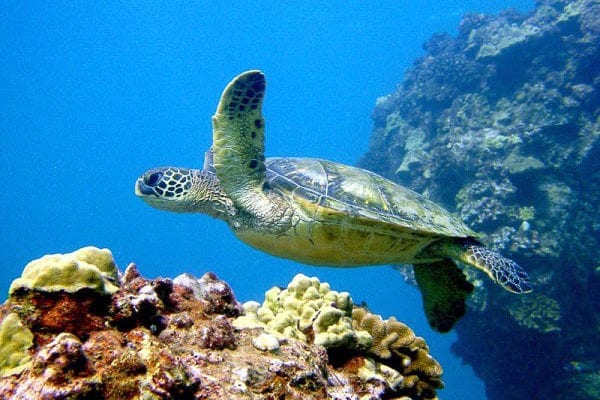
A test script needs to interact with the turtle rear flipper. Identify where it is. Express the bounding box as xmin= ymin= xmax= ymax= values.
xmin=461 ymin=245 xmax=533 ymax=294
xmin=413 ymin=260 xmax=474 ymax=332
